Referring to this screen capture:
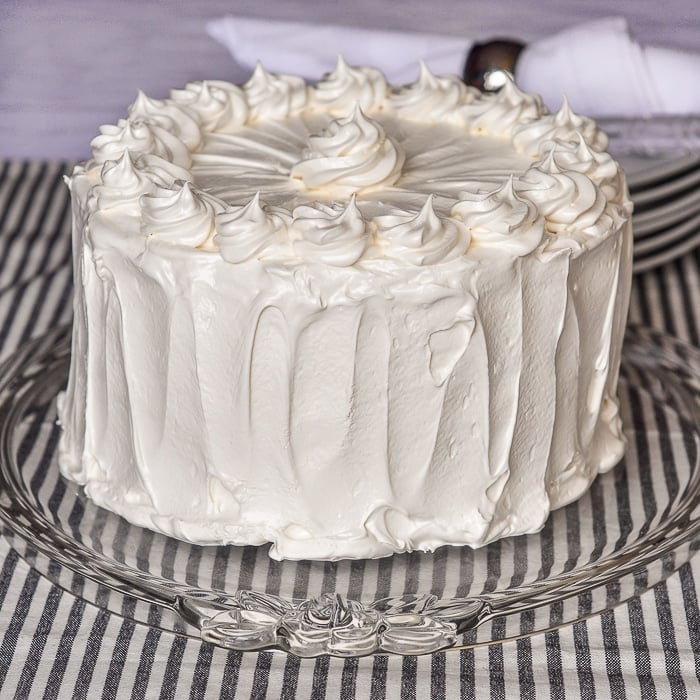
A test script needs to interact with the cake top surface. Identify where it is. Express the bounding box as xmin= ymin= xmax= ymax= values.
xmin=76 ymin=58 xmax=631 ymax=267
